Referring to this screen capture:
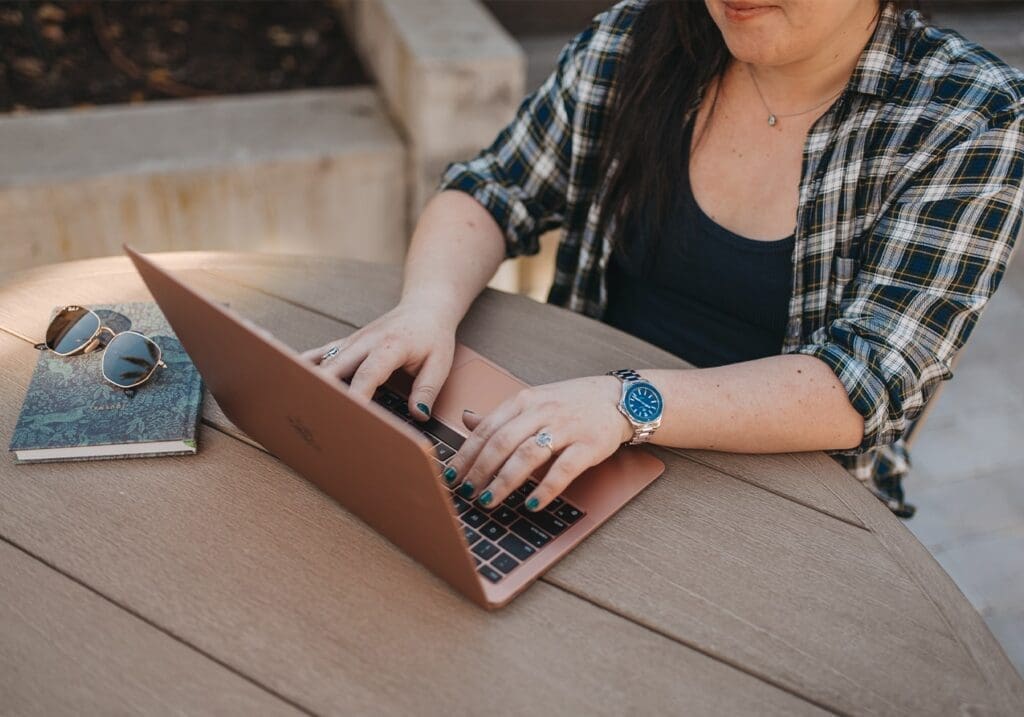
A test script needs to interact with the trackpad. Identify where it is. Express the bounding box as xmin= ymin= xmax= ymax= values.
xmin=432 ymin=358 xmax=527 ymax=433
